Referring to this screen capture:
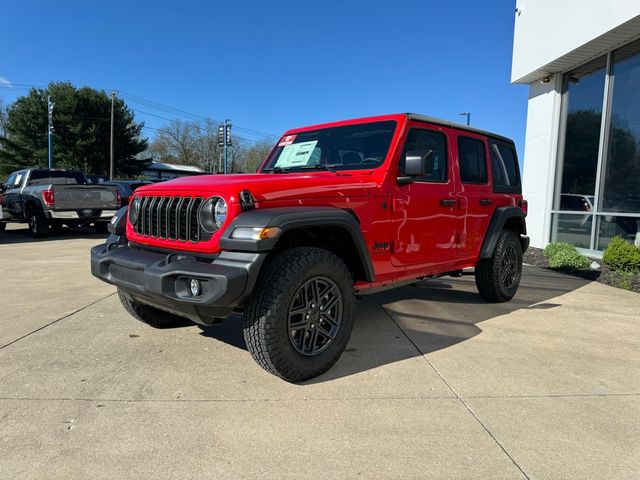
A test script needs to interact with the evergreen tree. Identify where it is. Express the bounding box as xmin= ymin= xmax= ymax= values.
xmin=0 ymin=82 xmax=149 ymax=177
